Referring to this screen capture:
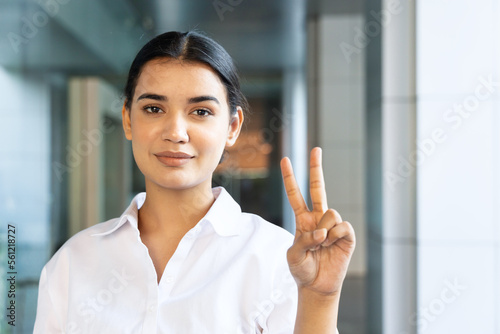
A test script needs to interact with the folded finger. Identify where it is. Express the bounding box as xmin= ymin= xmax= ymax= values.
xmin=316 ymin=209 xmax=343 ymax=232
xmin=320 ymin=221 xmax=356 ymax=248
xmin=287 ymin=228 xmax=327 ymax=266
